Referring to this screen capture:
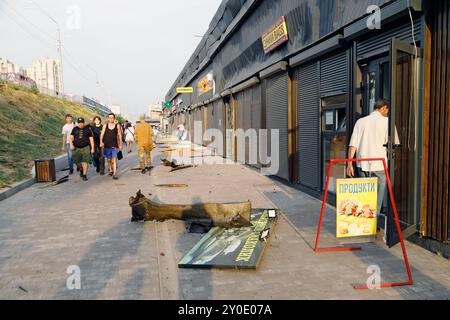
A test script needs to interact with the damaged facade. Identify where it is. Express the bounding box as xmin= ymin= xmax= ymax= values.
xmin=165 ymin=0 xmax=450 ymax=255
